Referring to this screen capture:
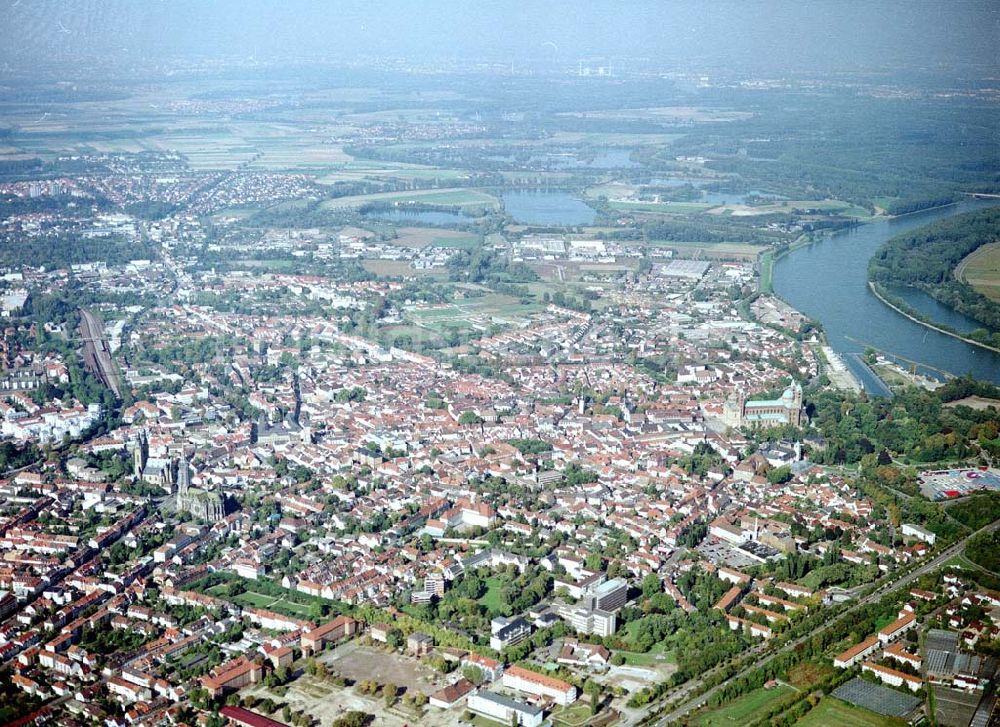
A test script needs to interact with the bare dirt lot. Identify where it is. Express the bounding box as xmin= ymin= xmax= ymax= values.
xmin=322 ymin=640 xmax=445 ymax=693
xmin=242 ymin=641 xmax=466 ymax=727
